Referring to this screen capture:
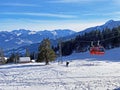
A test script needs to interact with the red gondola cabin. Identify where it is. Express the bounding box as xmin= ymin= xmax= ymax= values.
xmin=90 ymin=46 xmax=105 ymax=55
